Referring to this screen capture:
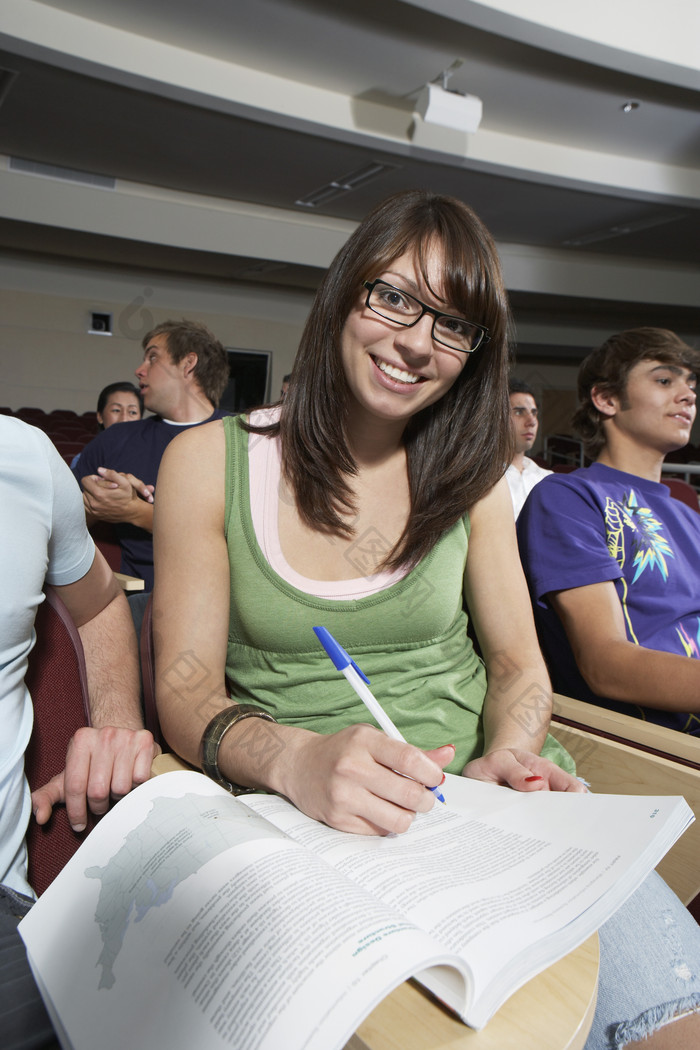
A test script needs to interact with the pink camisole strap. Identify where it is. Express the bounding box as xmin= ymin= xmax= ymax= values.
xmin=248 ymin=408 xmax=407 ymax=600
